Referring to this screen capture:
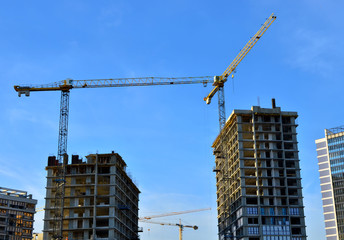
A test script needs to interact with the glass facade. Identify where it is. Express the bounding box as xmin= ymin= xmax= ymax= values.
xmin=316 ymin=126 xmax=344 ymax=240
